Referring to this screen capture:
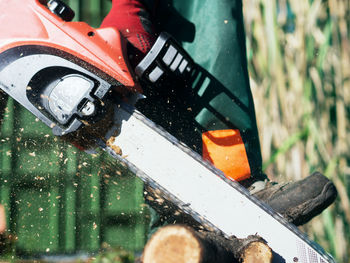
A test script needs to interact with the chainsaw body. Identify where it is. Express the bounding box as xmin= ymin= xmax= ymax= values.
xmin=0 ymin=0 xmax=139 ymax=135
